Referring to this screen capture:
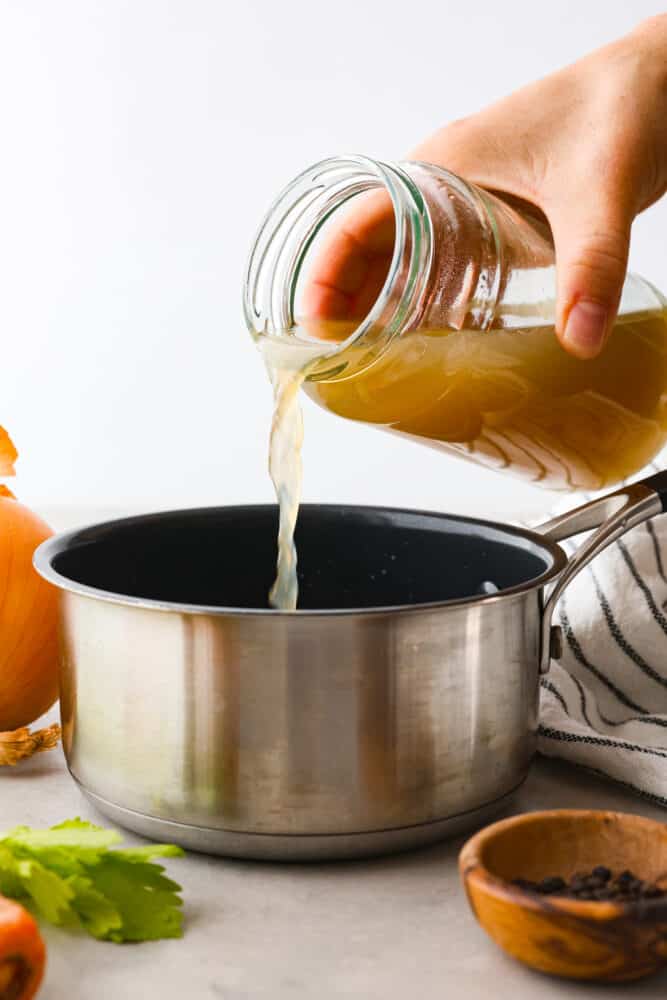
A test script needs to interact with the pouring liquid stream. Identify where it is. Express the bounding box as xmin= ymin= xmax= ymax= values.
xmin=266 ymin=364 xmax=306 ymax=610
xmin=263 ymin=332 xmax=331 ymax=610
